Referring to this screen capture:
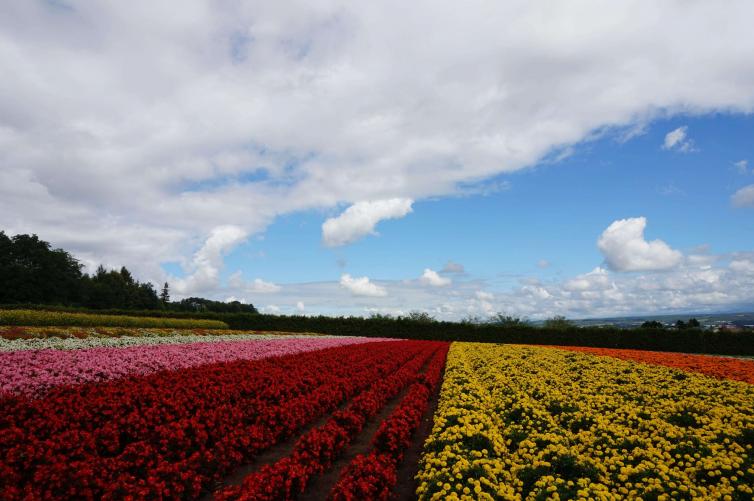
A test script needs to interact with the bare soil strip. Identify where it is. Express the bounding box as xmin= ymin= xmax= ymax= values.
xmin=393 ymin=368 xmax=444 ymax=500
